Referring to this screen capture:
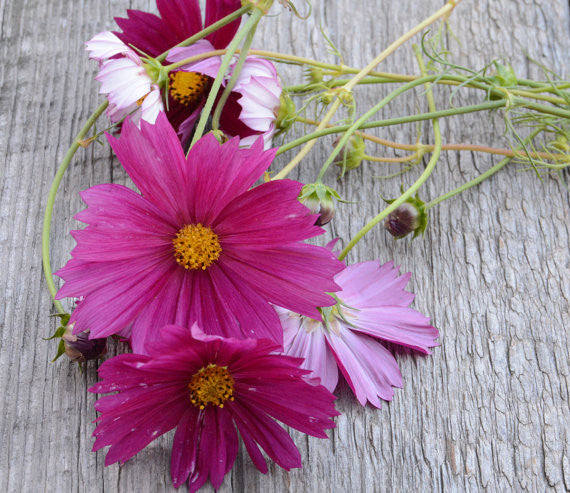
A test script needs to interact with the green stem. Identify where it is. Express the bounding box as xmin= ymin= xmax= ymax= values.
xmin=211 ymin=11 xmax=260 ymax=131
xmin=338 ymin=48 xmax=442 ymax=261
xmin=276 ymin=90 xmax=505 ymax=157
xmin=425 ymin=128 xmax=542 ymax=209
xmin=189 ymin=8 xmax=263 ymax=149
xmin=156 ymin=5 xmax=251 ymax=62
xmin=42 ymin=101 xmax=109 ymax=314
